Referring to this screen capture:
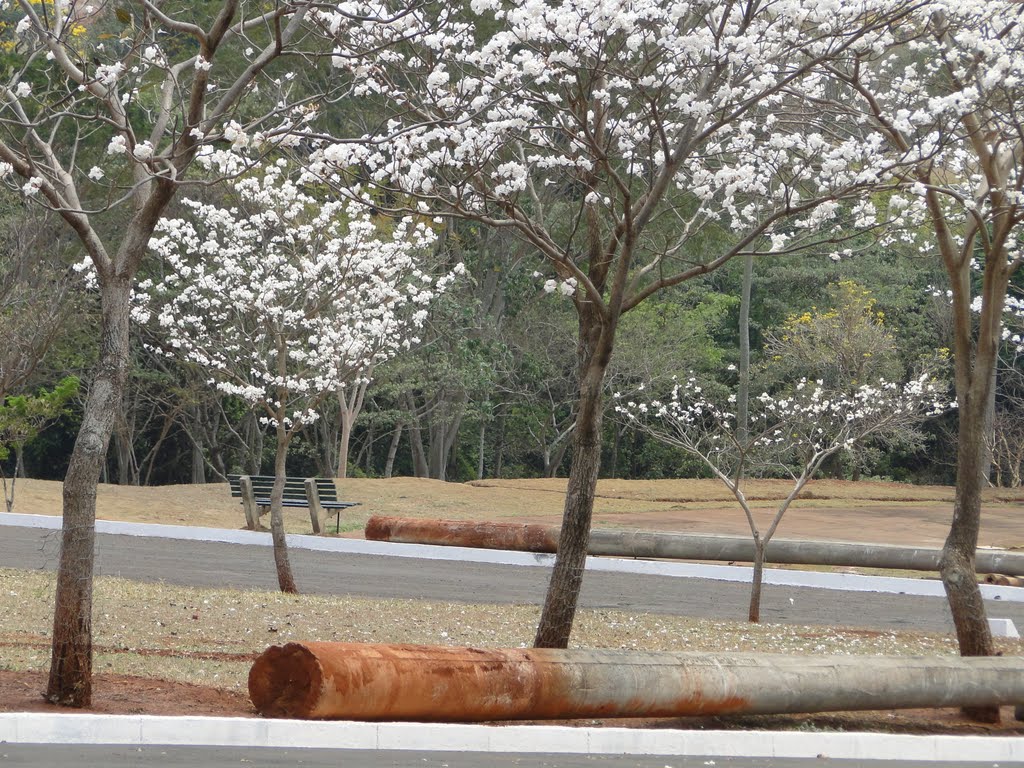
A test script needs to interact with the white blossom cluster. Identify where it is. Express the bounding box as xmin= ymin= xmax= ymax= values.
xmin=930 ymin=286 xmax=1024 ymax=352
xmin=140 ymin=161 xmax=462 ymax=431
xmin=842 ymin=1 xmax=1024 ymax=266
xmin=0 ymin=1 xmax=323 ymax=199
xmin=313 ymin=0 xmax=923 ymax=251
xmin=615 ymin=372 xmax=953 ymax=476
